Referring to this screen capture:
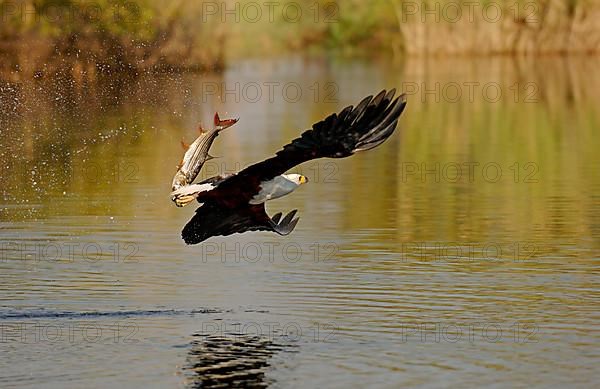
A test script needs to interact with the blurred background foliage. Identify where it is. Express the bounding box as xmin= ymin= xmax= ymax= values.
xmin=0 ymin=0 xmax=599 ymax=78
